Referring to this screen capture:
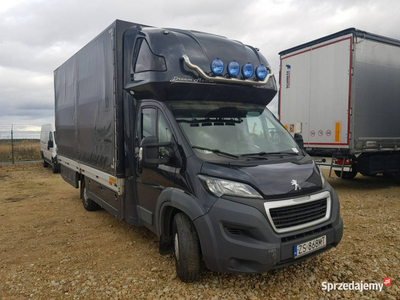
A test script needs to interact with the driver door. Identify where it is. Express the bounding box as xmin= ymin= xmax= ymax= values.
xmin=135 ymin=104 xmax=176 ymax=231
